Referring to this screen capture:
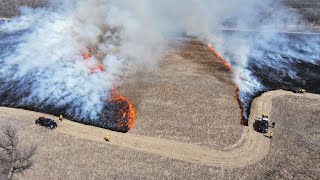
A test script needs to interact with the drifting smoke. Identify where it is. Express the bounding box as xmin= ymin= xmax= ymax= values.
xmin=0 ymin=0 xmax=319 ymax=129
xmin=208 ymin=3 xmax=320 ymax=121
